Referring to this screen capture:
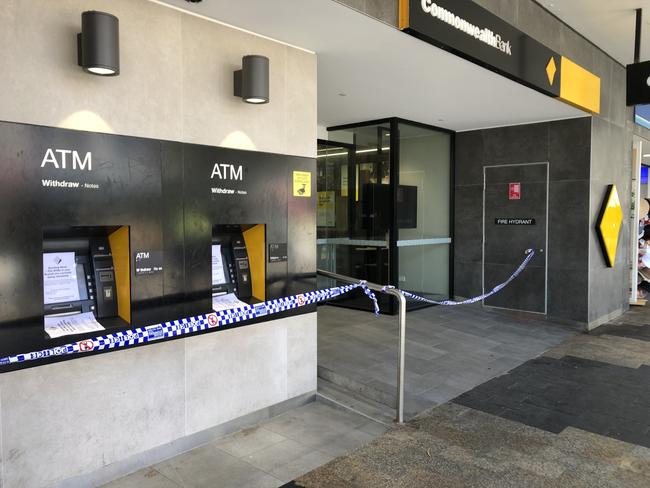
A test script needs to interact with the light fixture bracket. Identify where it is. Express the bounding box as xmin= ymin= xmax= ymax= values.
xmin=233 ymin=70 xmax=243 ymax=98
